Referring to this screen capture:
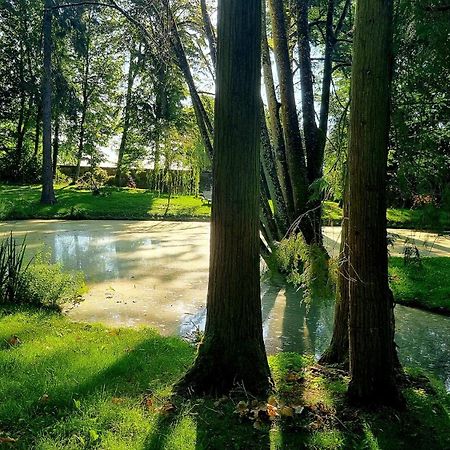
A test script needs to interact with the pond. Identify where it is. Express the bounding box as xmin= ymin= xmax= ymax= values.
xmin=1 ymin=219 xmax=449 ymax=391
